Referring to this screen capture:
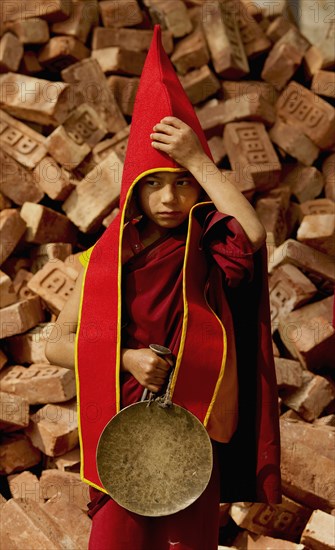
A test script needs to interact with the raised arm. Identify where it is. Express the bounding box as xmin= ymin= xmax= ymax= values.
xmin=150 ymin=116 xmax=266 ymax=251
